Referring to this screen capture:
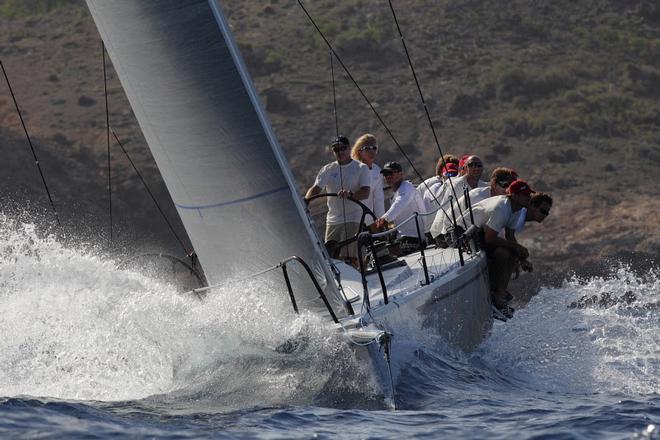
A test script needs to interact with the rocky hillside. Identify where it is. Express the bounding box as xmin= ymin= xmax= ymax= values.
xmin=0 ymin=0 xmax=658 ymax=271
